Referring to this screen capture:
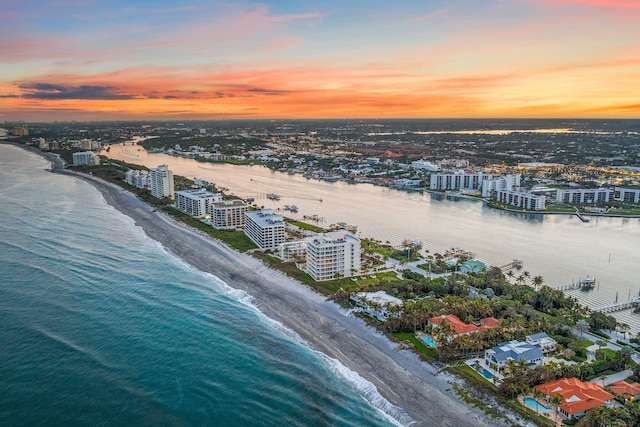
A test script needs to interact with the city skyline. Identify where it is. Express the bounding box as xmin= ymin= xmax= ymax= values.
xmin=2 ymin=0 xmax=639 ymax=121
